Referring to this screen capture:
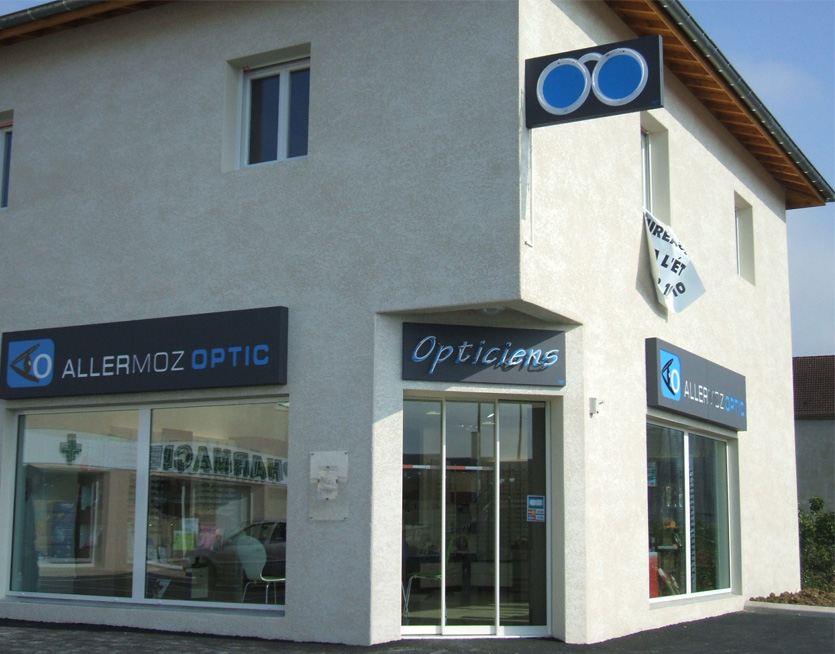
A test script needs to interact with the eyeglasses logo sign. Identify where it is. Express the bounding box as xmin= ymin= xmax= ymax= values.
xmin=525 ymin=35 xmax=663 ymax=129
xmin=659 ymin=349 xmax=681 ymax=401
xmin=536 ymin=47 xmax=648 ymax=116
xmin=6 ymin=339 xmax=54 ymax=388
